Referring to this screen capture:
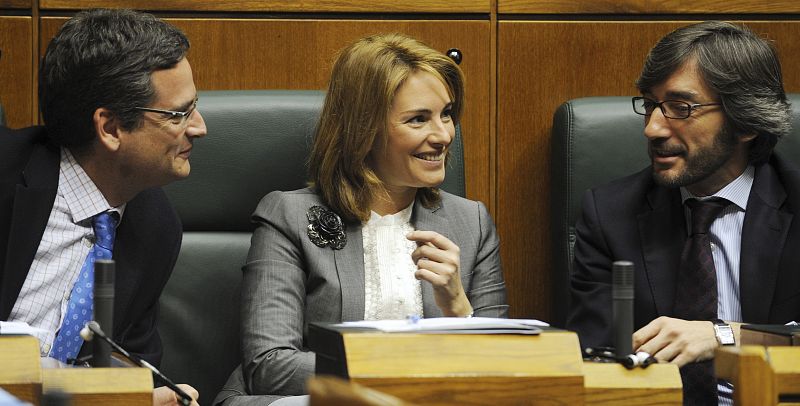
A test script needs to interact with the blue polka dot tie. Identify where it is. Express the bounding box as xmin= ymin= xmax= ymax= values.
xmin=50 ymin=211 xmax=119 ymax=363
